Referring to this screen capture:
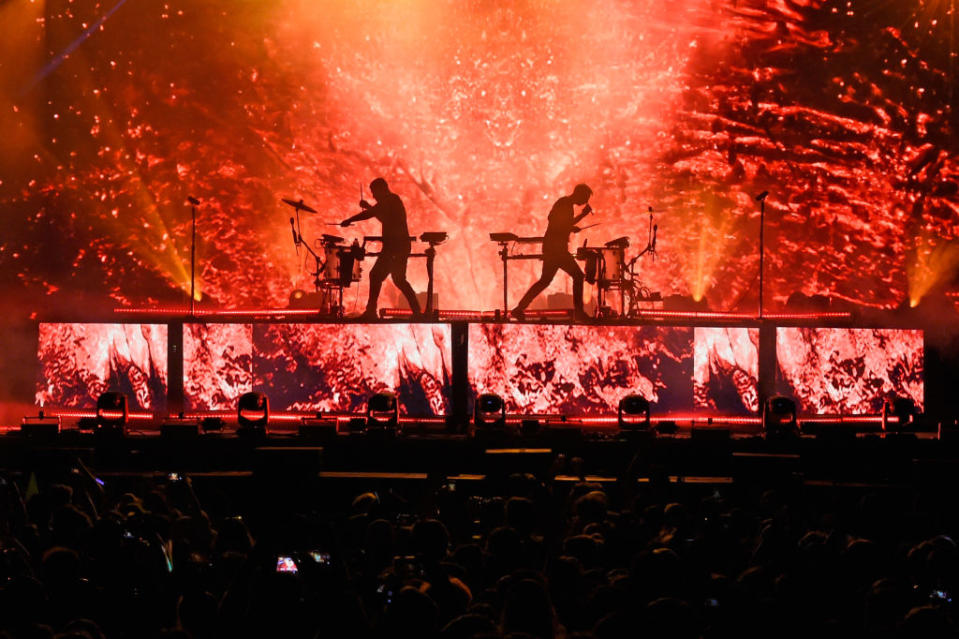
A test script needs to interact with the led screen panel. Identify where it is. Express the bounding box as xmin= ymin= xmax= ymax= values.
xmin=776 ymin=328 xmax=924 ymax=414
xmin=469 ymin=324 xmax=761 ymax=415
xmin=184 ymin=323 xmax=254 ymax=411
xmin=253 ymin=323 xmax=452 ymax=415
xmin=469 ymin=324 xmax=701 ymax=415
xmin=693 ymin=327 xmax=759 ymax=414
xmin=184 ymin=323 xmax=451 ymax=415
xmin=36 ymin=323 xmax=168 ymax=410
